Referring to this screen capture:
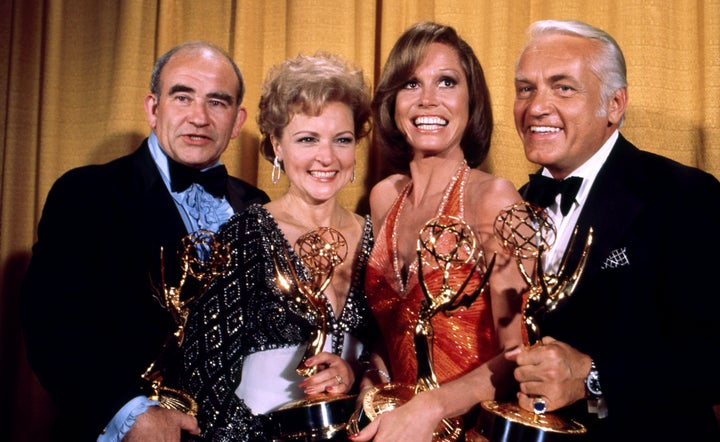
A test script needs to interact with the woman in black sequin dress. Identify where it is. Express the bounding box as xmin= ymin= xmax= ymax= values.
xmin=179 ymin=52 xmax=377 ymax=441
